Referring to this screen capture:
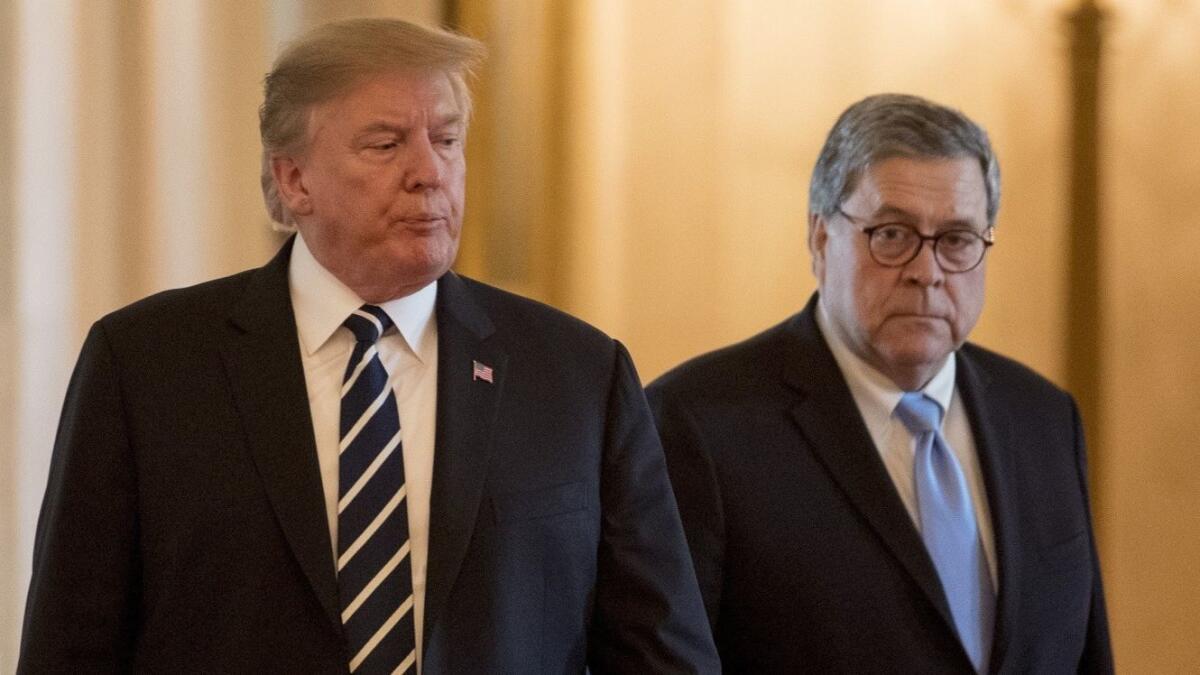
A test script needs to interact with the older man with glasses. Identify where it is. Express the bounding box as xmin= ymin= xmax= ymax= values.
xmin=647 ymin=93 xmax=1113 ymax=674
